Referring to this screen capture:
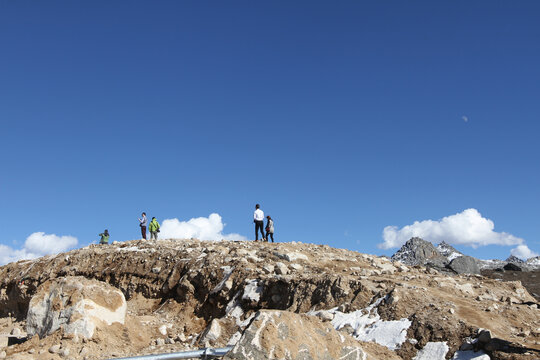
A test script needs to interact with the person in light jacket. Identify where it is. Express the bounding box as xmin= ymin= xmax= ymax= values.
xmin=253 ymin=204 xmax=265 ymax=241
xmin=139 ymin=212 xmax=147 ymax=240
xmin=149 ymin=217 xmax=160 ymax=240
xmin=265 ymin=216 xmax=274 ymax=243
